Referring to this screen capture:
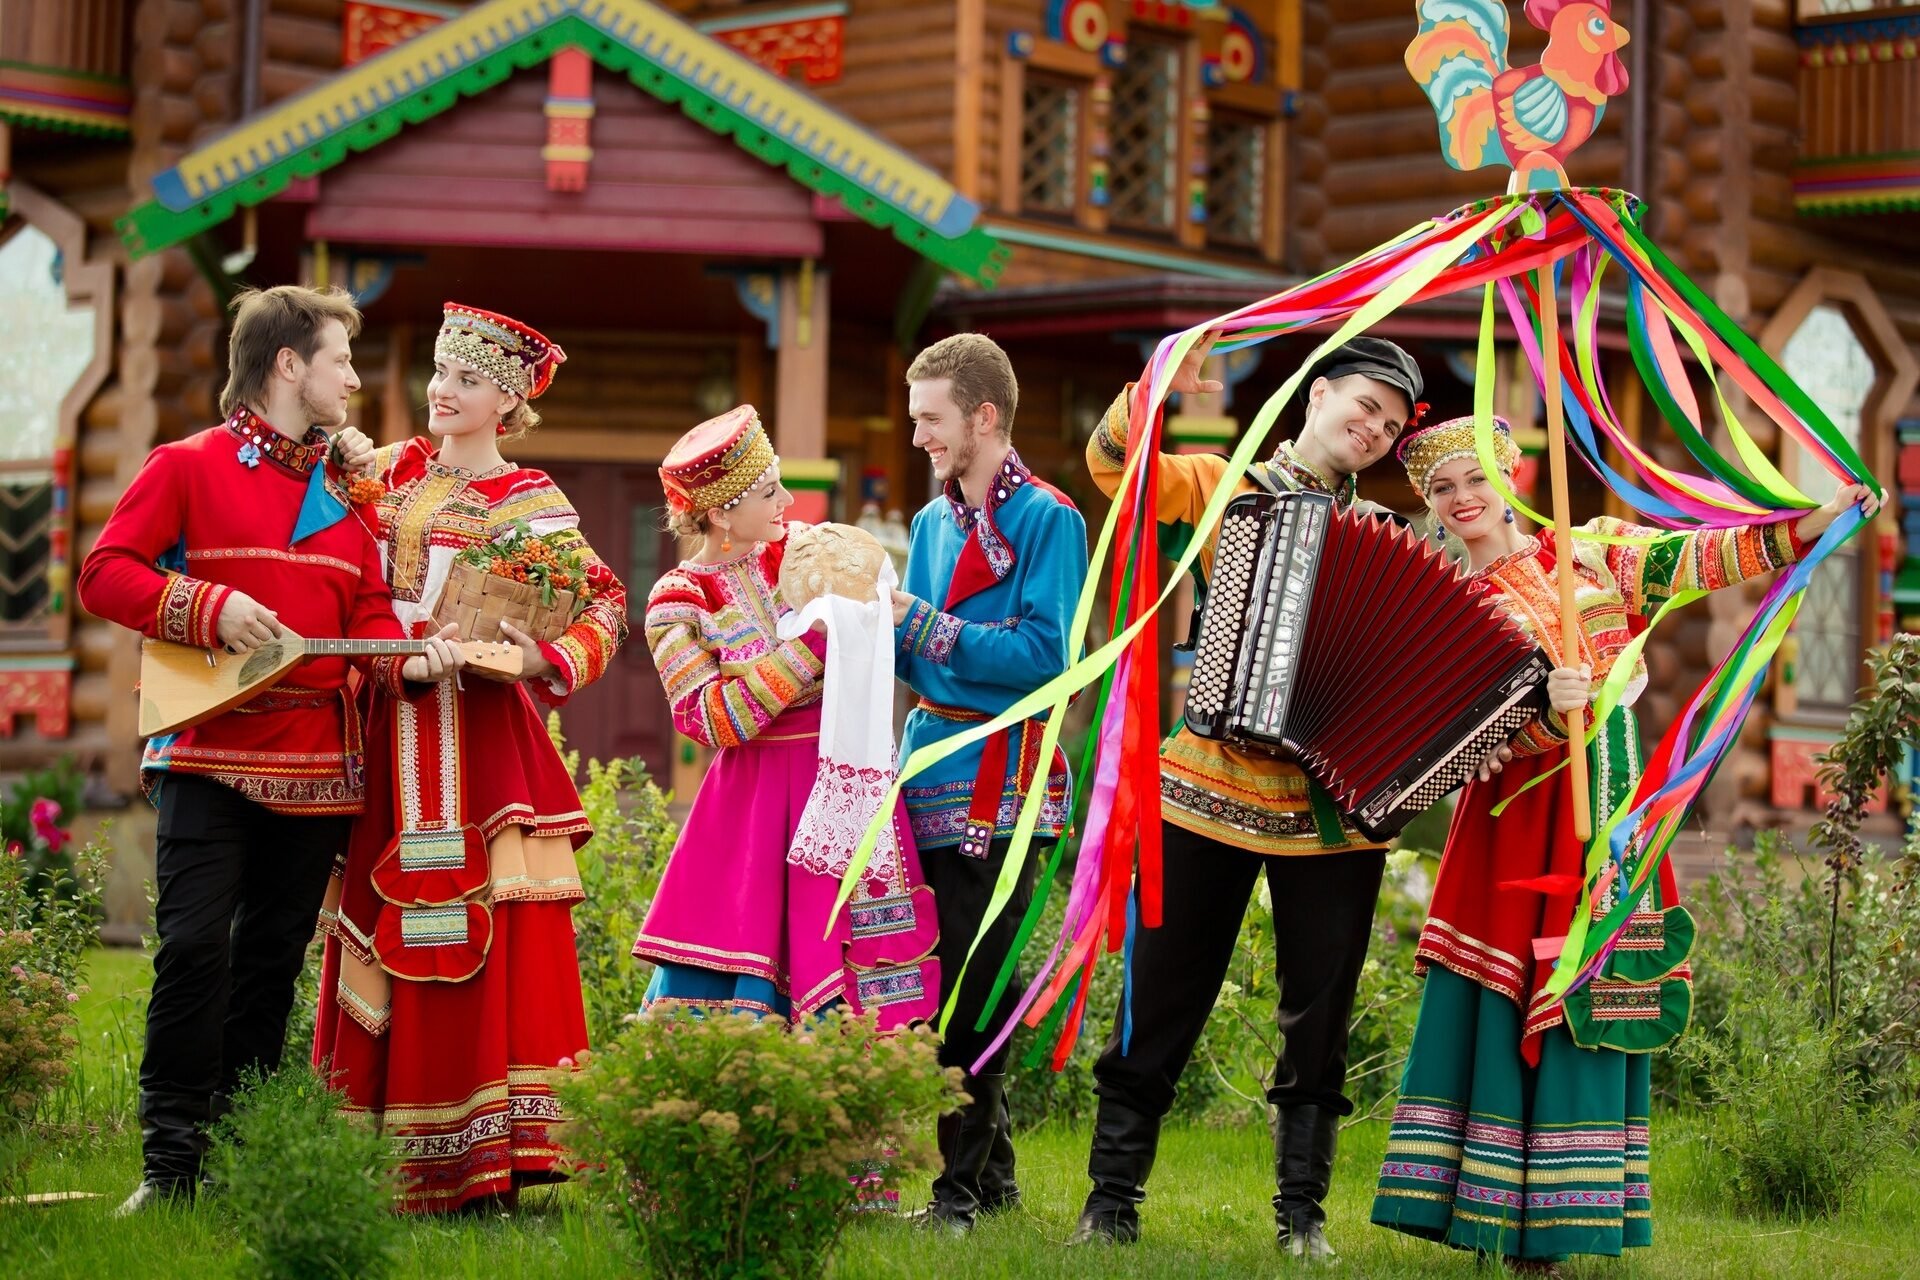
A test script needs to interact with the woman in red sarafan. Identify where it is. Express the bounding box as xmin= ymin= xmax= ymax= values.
xmin=312 ymin=302 xmax=628 ymax=1214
